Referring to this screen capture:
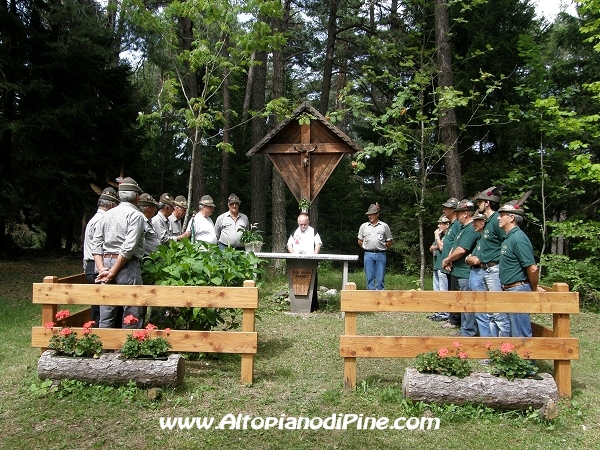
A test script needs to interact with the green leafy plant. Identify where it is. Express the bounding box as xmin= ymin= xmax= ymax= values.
xmin=485 ymin=342 xmax=537 ymax=381
xmin=45 ymin=310 xmax=103 ymax=358
xmin=414 ymin=342 xmax=471 ymax=378
xmin=142 ymin=239 xmax=264 ymax=331
xmin=298 ymin=198 xmax=311 ymax=212
xmin=120 ymin=316 xmax=172 ymax=359
xmin=238 ymin=223 xmax=263 ymax=244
